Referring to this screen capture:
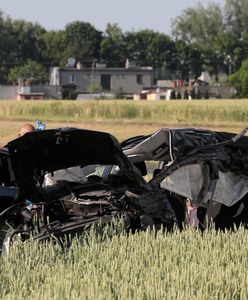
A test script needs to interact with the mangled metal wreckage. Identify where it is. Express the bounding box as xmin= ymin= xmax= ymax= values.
xmin=0 ymin=128 xmax=176 ymax=253
xmin=1 ymin=126 xmax=248 ymax=252
xmin=122 ymin=127 xmax=248 ymax=230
